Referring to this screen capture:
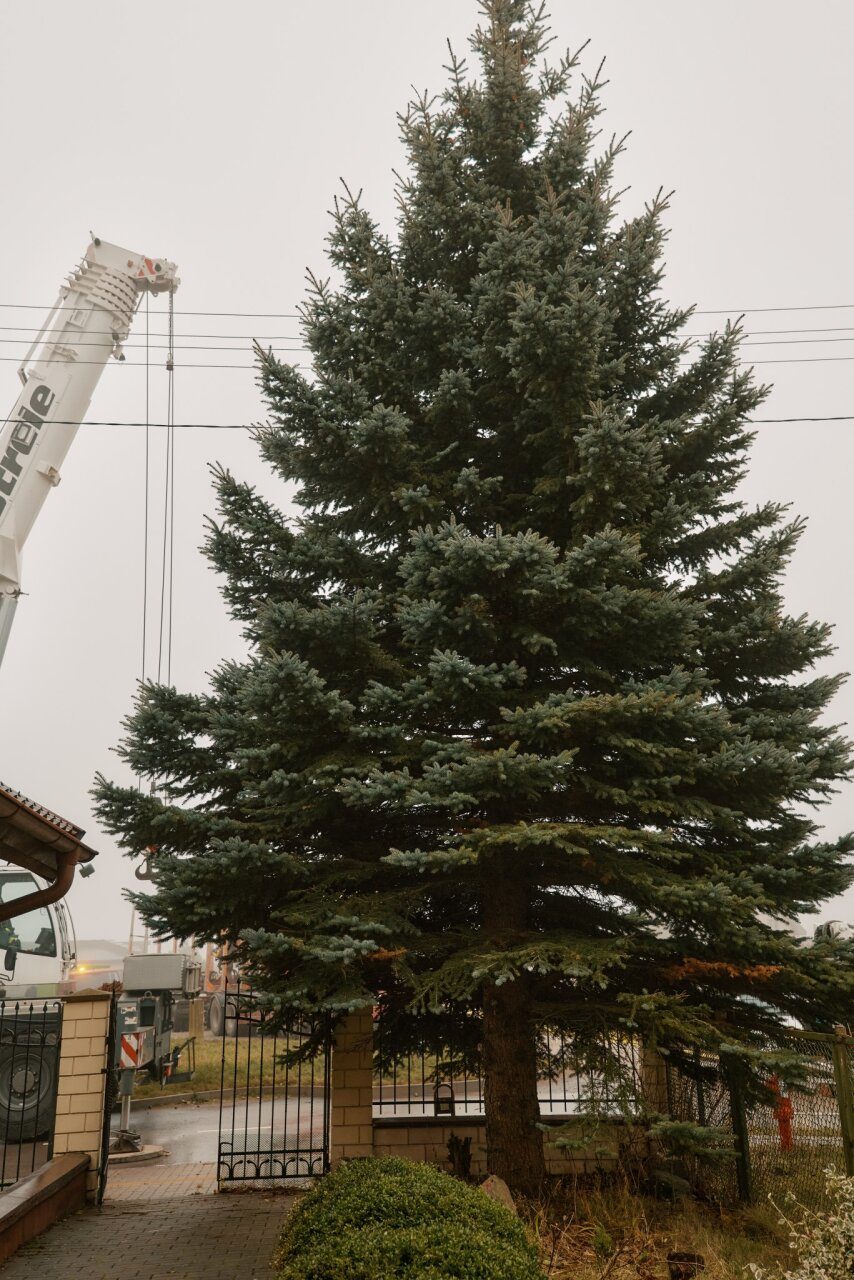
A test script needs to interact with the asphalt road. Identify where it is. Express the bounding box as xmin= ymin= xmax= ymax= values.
xmin=119 ymin=1096 xmax=326 ymax=1165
